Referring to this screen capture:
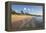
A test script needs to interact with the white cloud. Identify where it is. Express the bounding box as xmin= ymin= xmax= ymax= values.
xmin=28 ymin=8 xmax=30 ymax=11
xmin=24 ymin=8 xmax=26 ymax=10
xmin=28 ymin=8 xmax=31 ymax=13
